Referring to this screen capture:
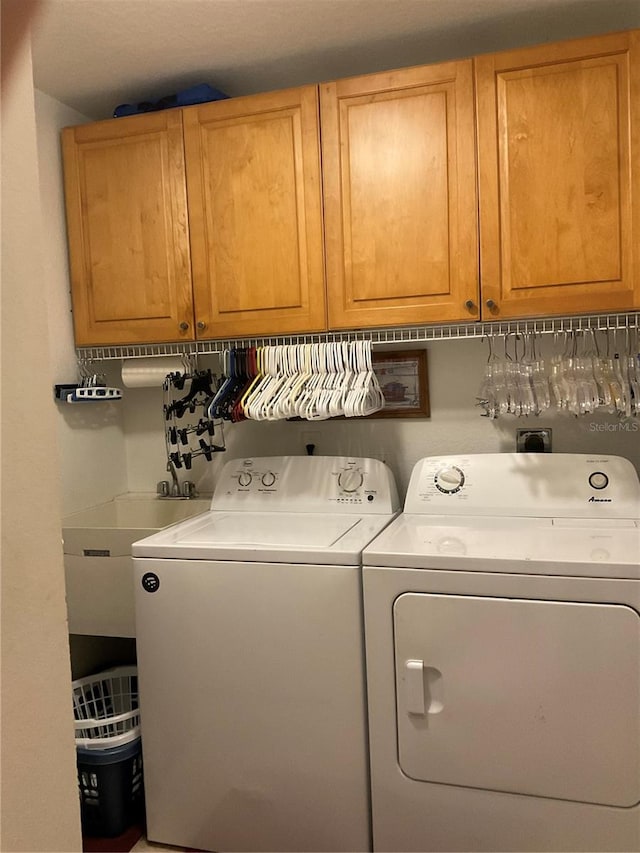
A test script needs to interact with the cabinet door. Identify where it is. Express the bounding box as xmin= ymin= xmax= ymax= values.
xmin=321 ymin=61 xmax=479 ymax=330
xmin=62 ymin=112 xmax=194 ymax=345
xmin=184 ymin=87 xmax=326 ymax=339
xmin=476 ymin=30 xmax=640 ymax=319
